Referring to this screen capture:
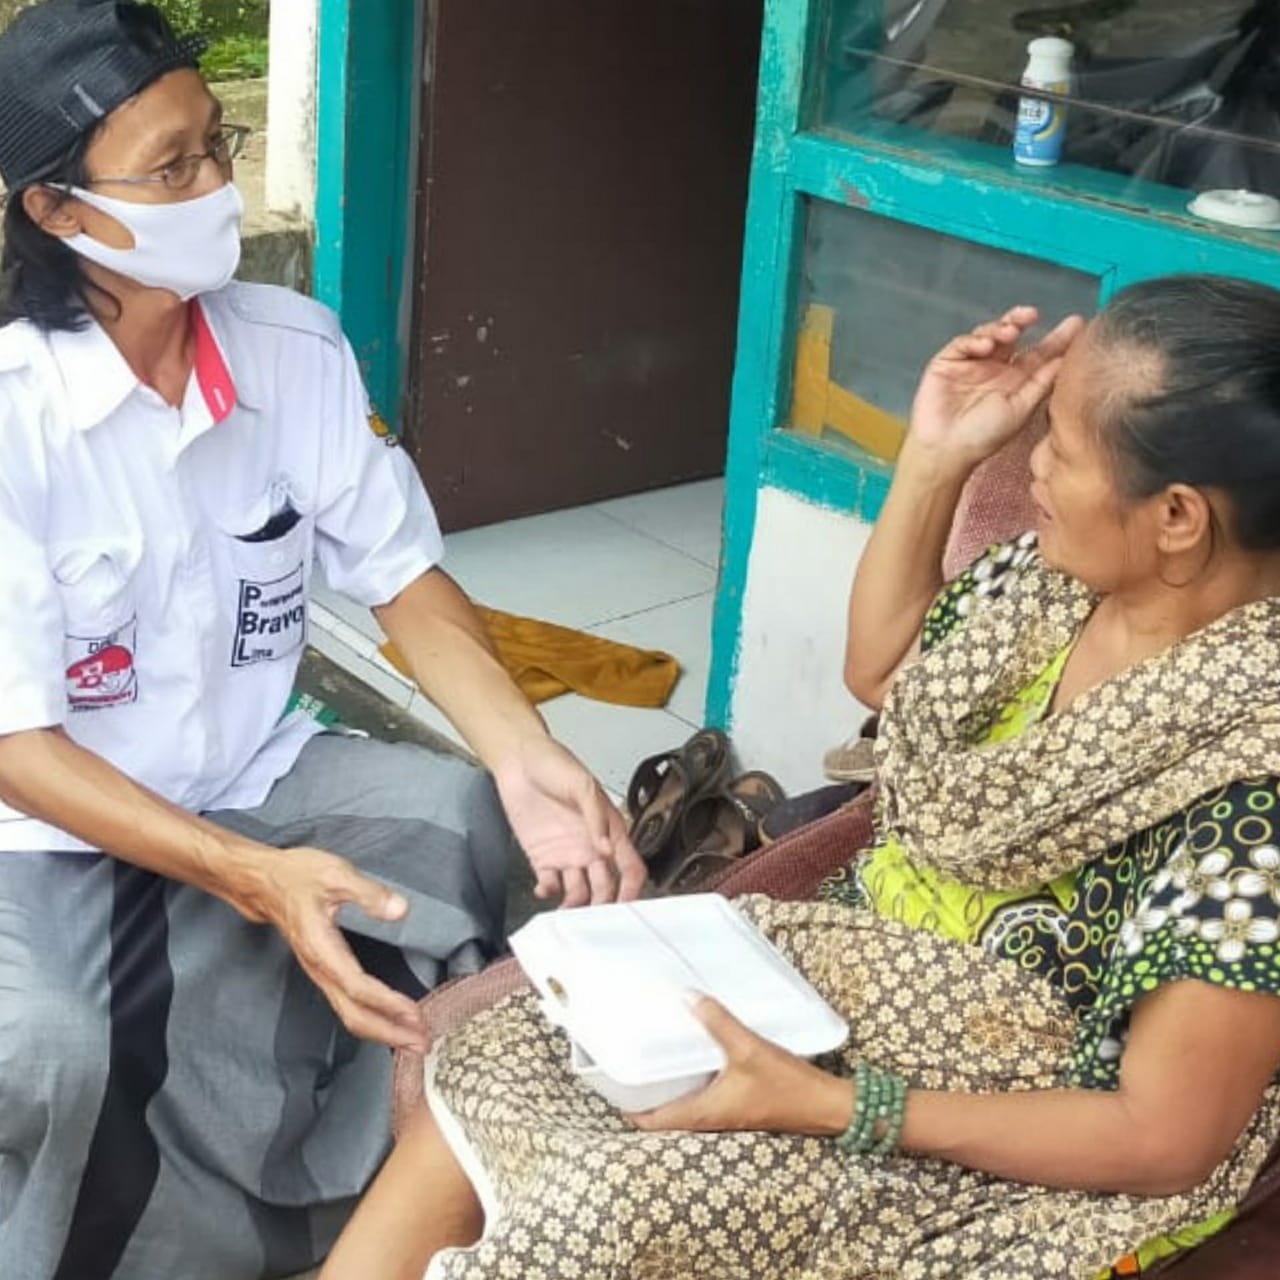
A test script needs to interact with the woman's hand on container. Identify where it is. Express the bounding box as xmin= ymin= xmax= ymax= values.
xmin=628 ymin=995 xmax=853 ymax=1137
xmin=235 ymin=844 xmax=430 ymax=1052
xmin=907 ymin=307 xmax=1085 ymax=475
